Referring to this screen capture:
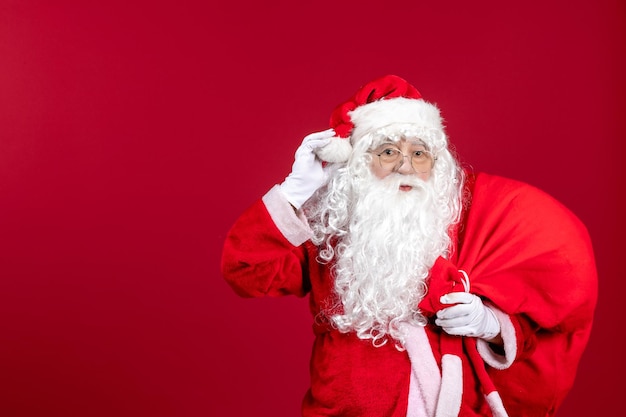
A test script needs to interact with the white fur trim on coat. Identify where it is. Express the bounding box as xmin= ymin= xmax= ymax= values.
xmin=476 ymin=304 xmax=517 ymax=370
xmin=402 ymin=323 xmax=442 ymax=417
xmin=262 ymin=185 xmax=313 ymax=246
xmin=436 ymin=354 xmax=463 ymax=417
